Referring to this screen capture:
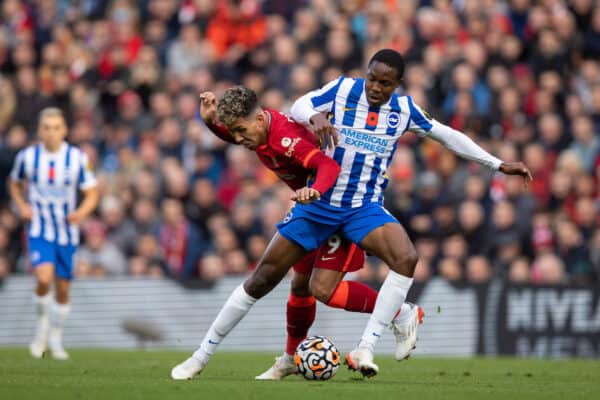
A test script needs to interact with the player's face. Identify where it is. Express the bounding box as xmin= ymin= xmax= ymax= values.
xmin=365 ymin=61 xmax=401 ymax=106
xmin=38 ymin=115 xmax=67 ymax=151
xmin=228 ymin=111 xmax=268 ymax=150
